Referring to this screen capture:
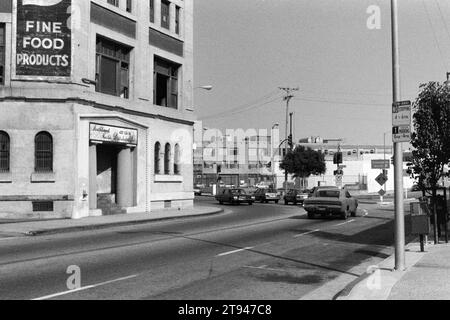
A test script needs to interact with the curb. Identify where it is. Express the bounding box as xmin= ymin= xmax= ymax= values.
xmin=16 ymin=208 xmax=225 ymax=237
xmin=334 ymin=241 xmax=425 ymax=300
